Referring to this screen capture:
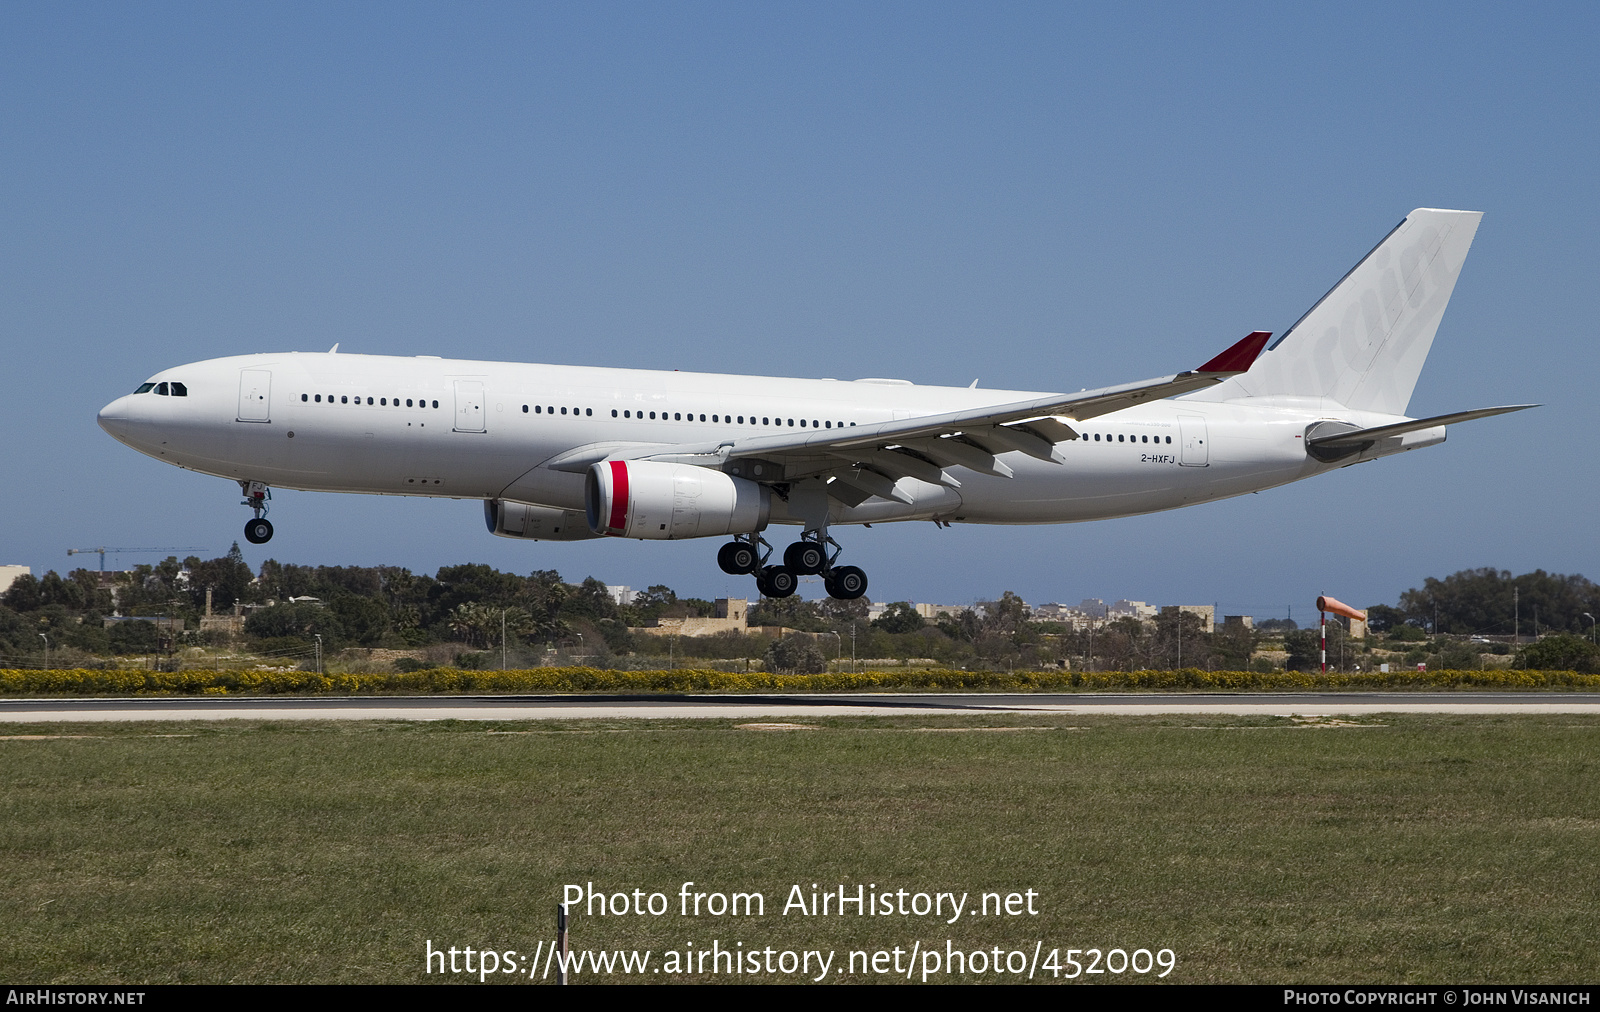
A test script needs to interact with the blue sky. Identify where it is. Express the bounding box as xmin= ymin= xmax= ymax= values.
xmin=2 ymin=3 xmax=1594 ymax=617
